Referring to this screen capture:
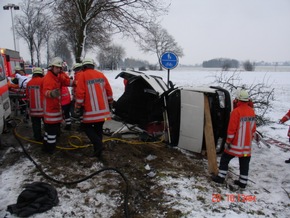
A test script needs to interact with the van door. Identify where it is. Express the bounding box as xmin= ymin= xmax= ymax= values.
xmin=178 ymin=90 xmax=204 ymax=153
